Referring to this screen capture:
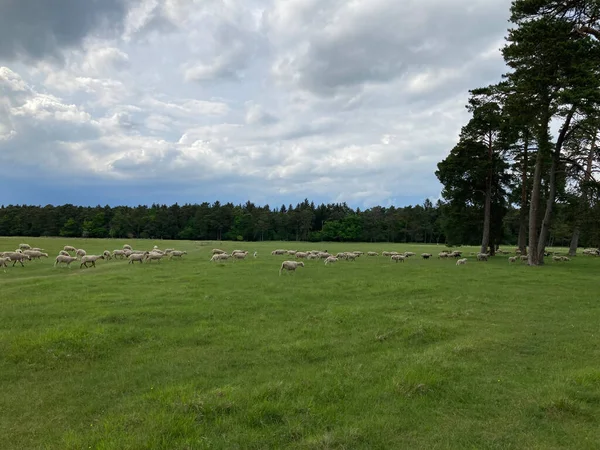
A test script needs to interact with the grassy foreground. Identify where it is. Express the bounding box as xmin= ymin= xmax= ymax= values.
xmin=1 ymin=237 xmax=600 ymax=449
